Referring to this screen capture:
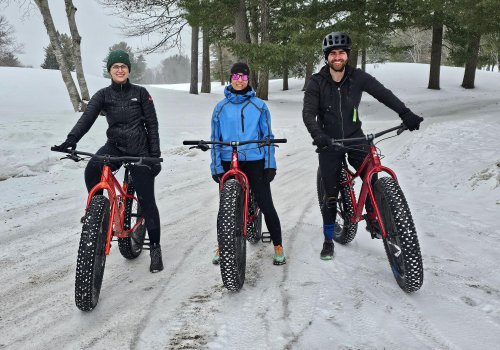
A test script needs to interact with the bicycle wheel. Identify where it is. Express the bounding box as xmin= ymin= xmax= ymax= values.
xmin=75 ymin=195 xmax=109 ymax=311
xmin=246 ymin=192 xmax=262 ymax=244
xmin=316 ymin=166 xmax=358 ymax=244
xmin=217 ymin=179 xmax=246 ymax=291
xmin=118 ymin=184 xmax=146 ymax=259
xmin=374 ymin=177 xmax=424 ymax=293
